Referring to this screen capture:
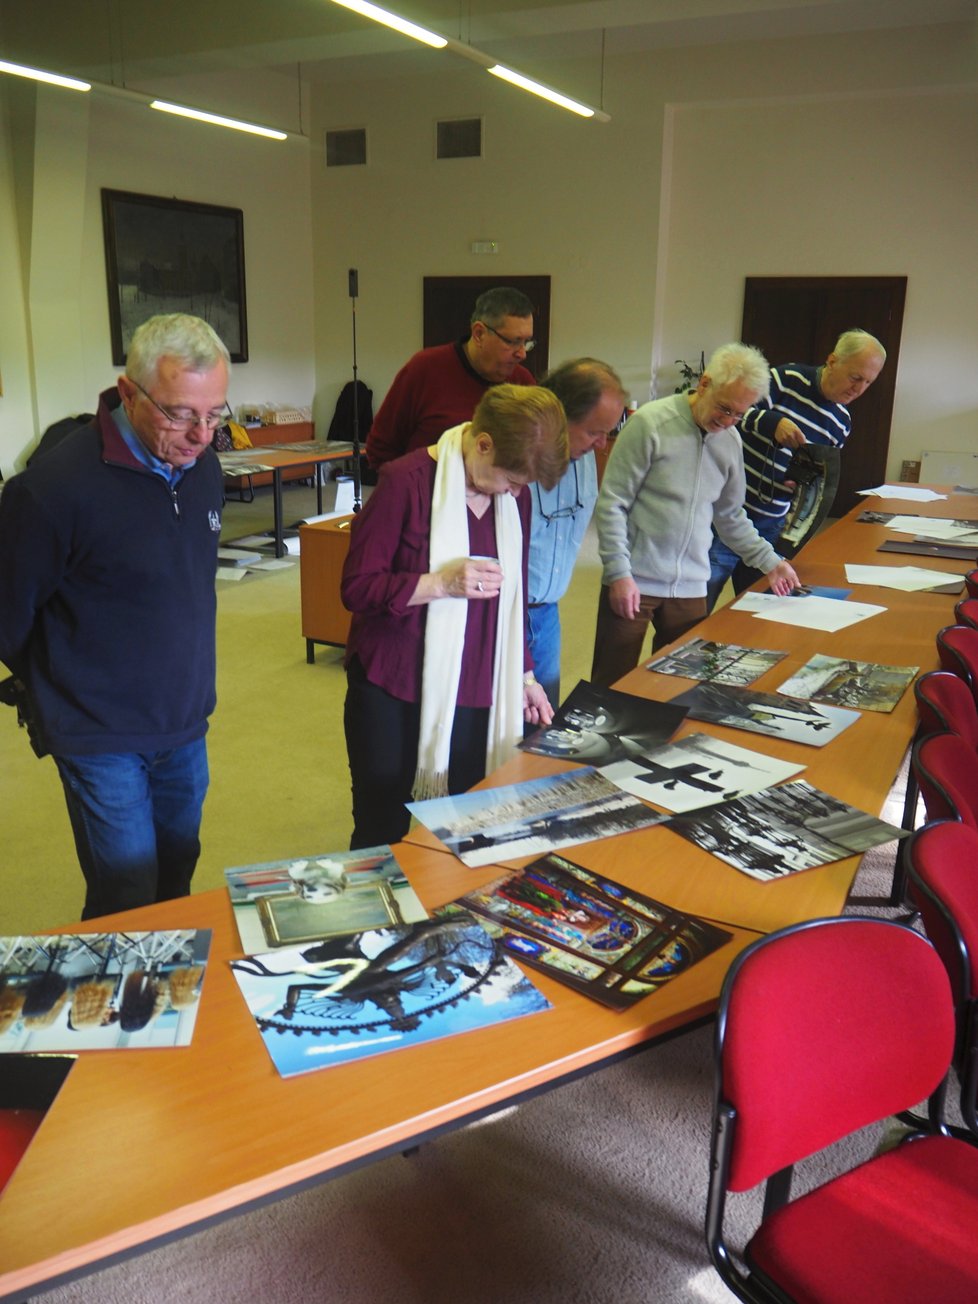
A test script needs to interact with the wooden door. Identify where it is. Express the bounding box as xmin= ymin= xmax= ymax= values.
xmin=741 ymin=276 xmax=906 ymax=515
xmin=422 ymin=275 xmax=551 ymax=380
